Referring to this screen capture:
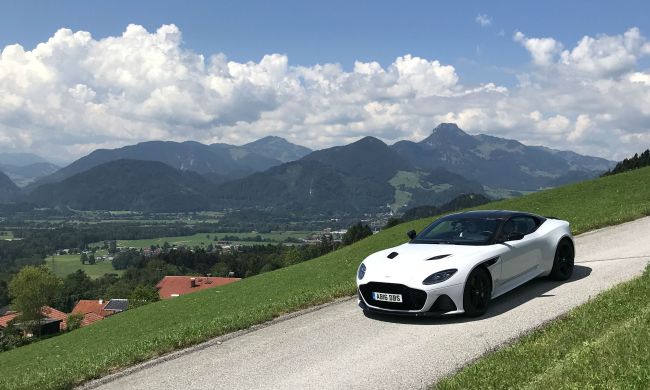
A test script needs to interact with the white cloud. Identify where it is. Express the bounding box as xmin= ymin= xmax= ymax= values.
xmin=629 ymin=72 xmax=650 ymax=85
xmin=475 ymin=14 xmax=492 ymax=27
xmin=559 ymin=27 xmax=650 ymax=77
xmin=514 ymin=31 xmax=563 ymax=66
xmin=0 ymin=24 xmax=649 ymax=162
xmin=568 ymin=114 xmax=592 ymax=141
